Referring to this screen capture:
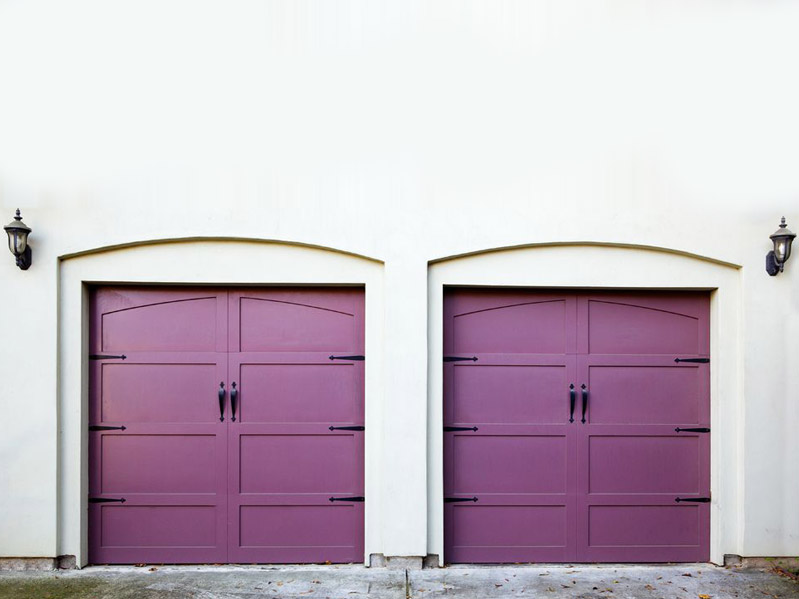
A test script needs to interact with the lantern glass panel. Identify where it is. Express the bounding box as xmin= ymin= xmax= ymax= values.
xmin=774 ymin=238 xmax=788 ymax=263
xmin=7 ymin=229 xmax=27 ymax=255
